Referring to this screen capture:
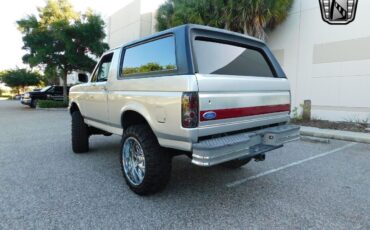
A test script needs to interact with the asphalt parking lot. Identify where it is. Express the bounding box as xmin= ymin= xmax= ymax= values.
xmin=0 ymin=100 xmax=369 ymax=229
